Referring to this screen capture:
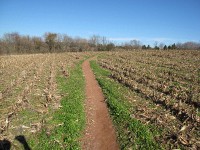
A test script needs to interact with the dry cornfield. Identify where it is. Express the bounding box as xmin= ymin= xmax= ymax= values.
xmin=0 ymin=52 xmax=89 ymax=148
xmin=0 ymin=50 xmax=200 ymax=149
xmin=98 ymin=50 xmax=200 ymax=149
